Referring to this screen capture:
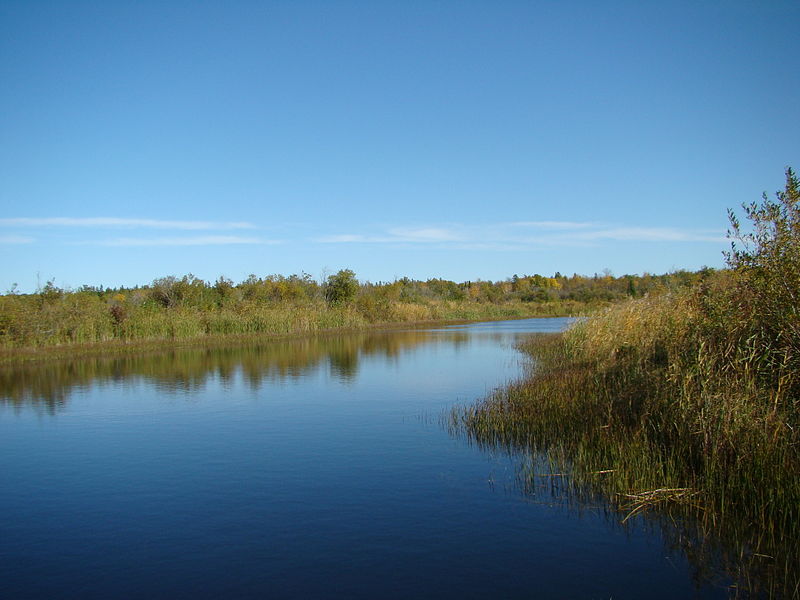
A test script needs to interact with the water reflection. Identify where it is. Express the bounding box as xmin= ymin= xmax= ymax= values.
xmin=3 ymin=317 xmax=736 ymax=599
xmin=0 ymin=329 xmax=488 ymax=412
xmin=454 ymin=423 xmax=799 ymax=598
